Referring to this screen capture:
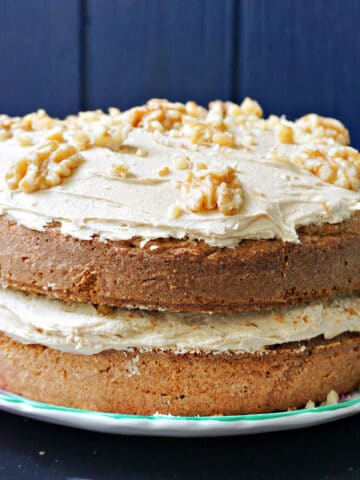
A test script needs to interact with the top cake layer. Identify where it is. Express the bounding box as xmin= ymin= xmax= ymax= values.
xmin=1 ymin=98 xmax=360 ymax=248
